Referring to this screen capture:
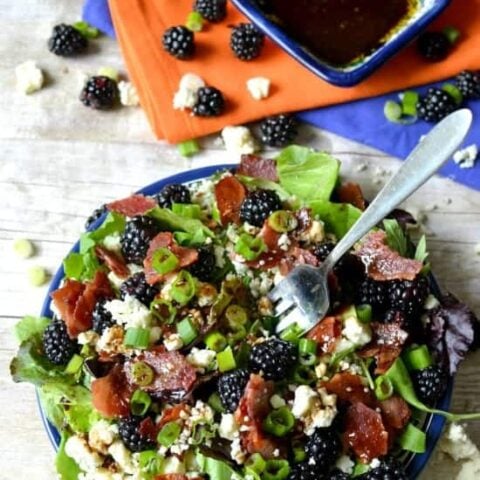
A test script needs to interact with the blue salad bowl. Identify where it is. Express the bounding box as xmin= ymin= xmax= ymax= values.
xmin=231 ymin=0 xmax=451 ymax=87
xmin=38 ymin=165 xmax=453 ymax=479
